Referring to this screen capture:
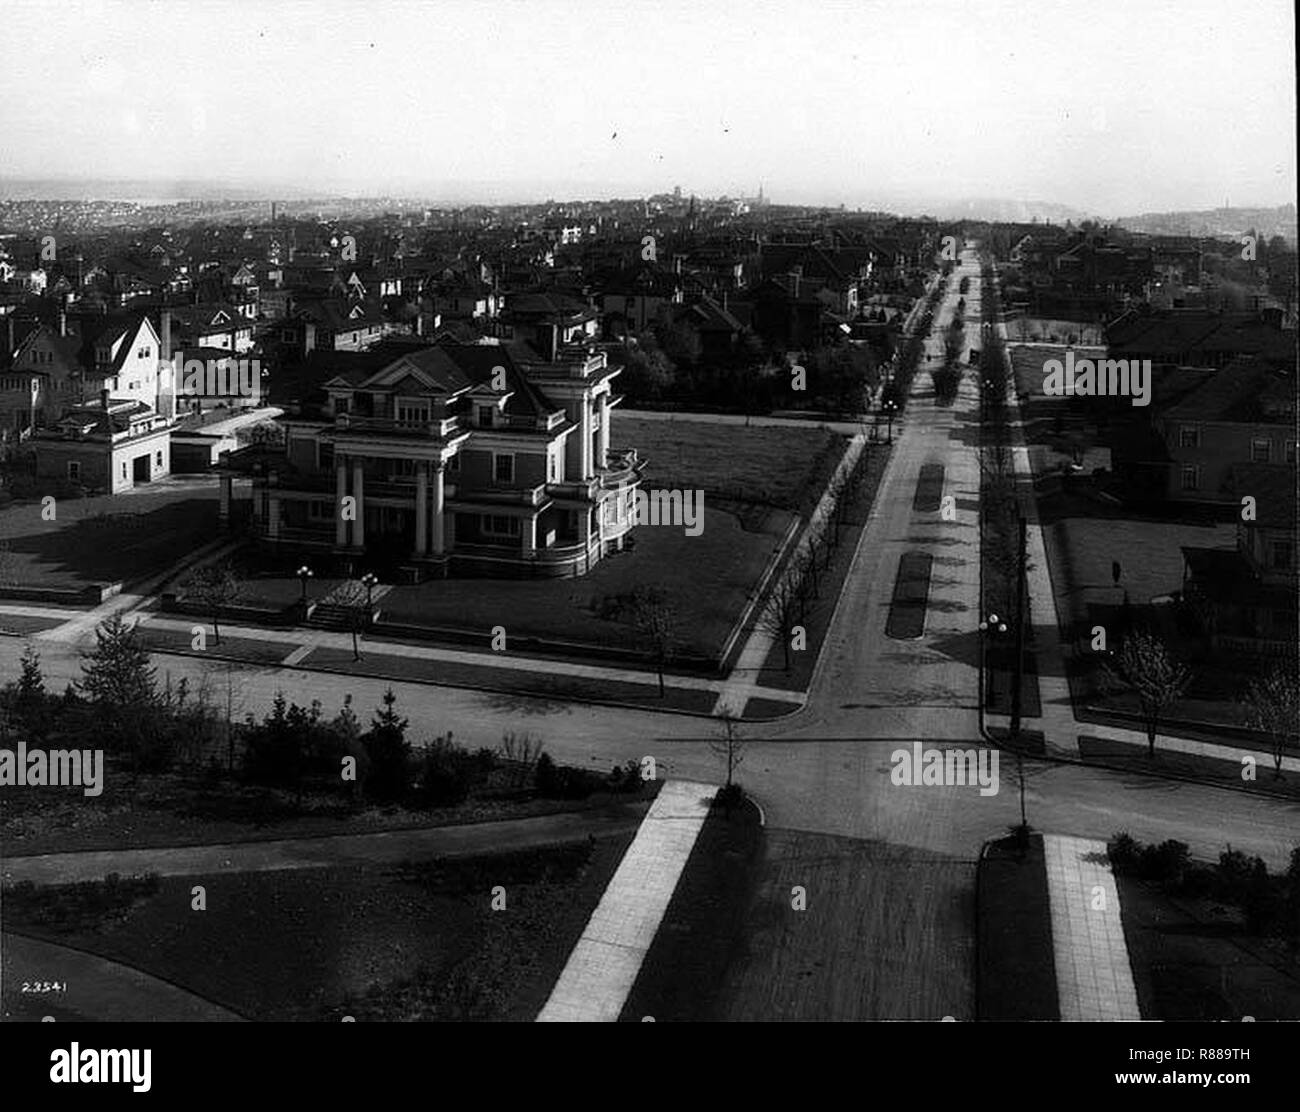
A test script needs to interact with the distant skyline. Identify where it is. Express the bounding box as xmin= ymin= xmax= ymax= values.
xmin=2 ymin=0 xmax=1294 ymax=217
